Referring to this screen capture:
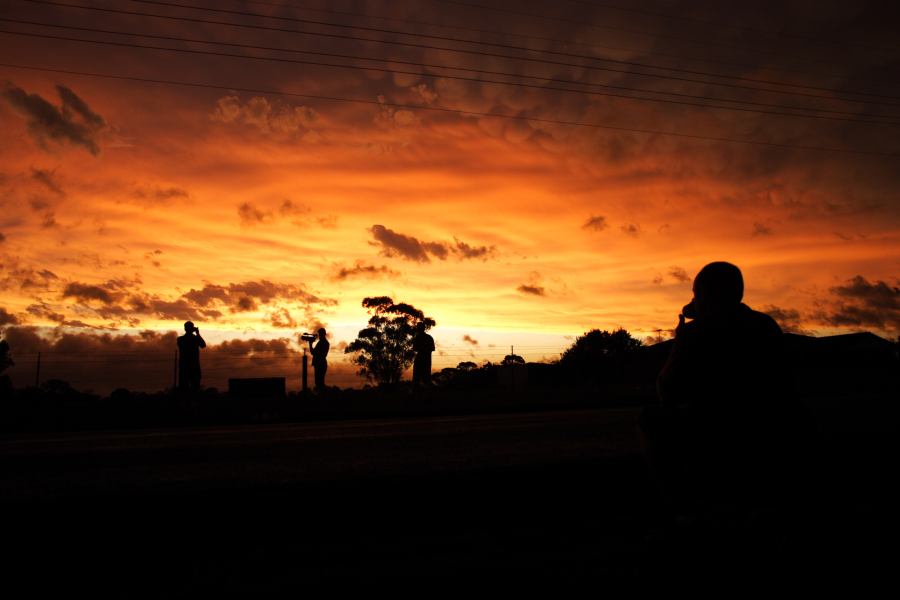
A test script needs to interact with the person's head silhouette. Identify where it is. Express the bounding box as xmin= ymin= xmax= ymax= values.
xmin=184 ymin=320 xmax=196 ymax=333
xmin=687 ymin=261 xmax=744 ymax=319
xmin=317 ymin=327 xmax=326 ymax=340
